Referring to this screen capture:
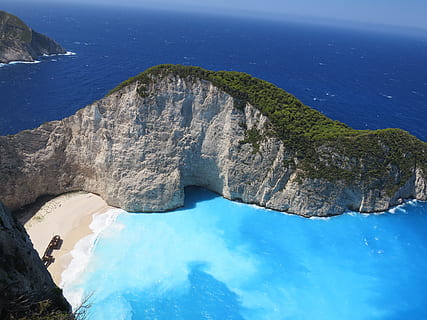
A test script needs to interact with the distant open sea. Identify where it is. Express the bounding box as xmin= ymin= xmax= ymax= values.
xmin=1 ymin=3 xmax=427 ymax=319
